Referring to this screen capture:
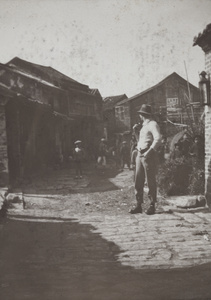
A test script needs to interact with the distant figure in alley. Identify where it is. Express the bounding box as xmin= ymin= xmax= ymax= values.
xmin=120 ymin=141 xmax=130 ymax=170
xmin=73 ymin=140 xmax=85 ymax=179
xmin=97 ymin=138 xmax=108 ymax=166
xmin=130 ymin=104 xmax=162 ymax=215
